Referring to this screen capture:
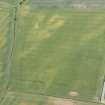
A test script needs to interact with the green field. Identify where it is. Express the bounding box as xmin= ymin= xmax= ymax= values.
xmin=0 ymin=1 xmax=105 ymax=105
xmin=1 ymin=92 xmax=103 ymax=105
xmin=8 ymin=6 xmax=105 ymax=103
xmin=0 ymin=0 xmax=20 ymax=5
xmin=0 ymin=7 xmax=12 ymax=96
